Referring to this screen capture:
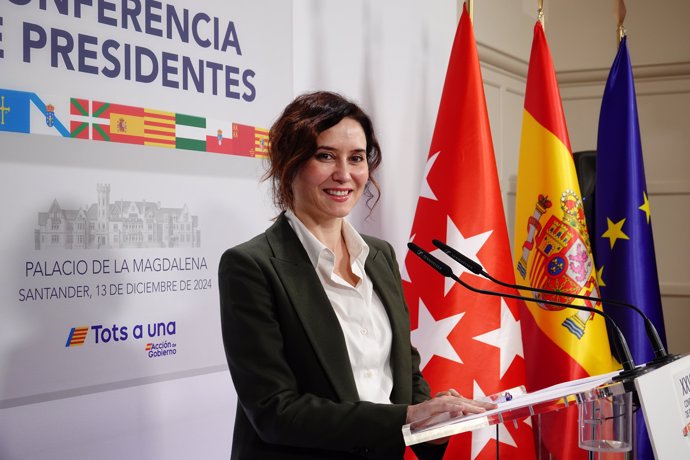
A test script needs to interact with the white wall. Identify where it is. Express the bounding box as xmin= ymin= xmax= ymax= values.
xmin=292 ymin=0 xmax=458 ymax=260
